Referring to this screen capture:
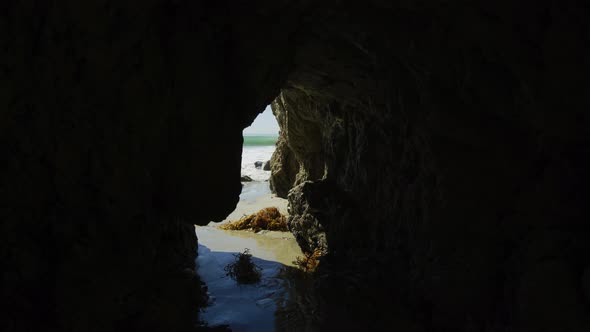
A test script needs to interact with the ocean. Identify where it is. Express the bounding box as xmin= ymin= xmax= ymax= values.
xmin=241 ymin=135 xmax=278 ymax=182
